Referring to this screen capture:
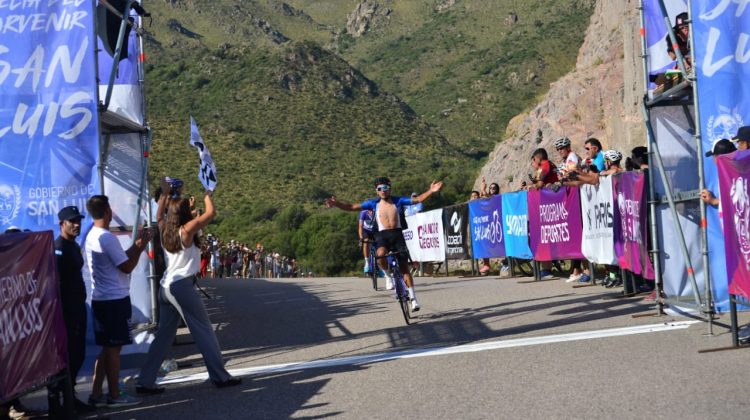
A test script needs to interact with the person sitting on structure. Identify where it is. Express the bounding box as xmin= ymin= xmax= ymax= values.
xmin=666 ymin=12 xmax=691 ymax=68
